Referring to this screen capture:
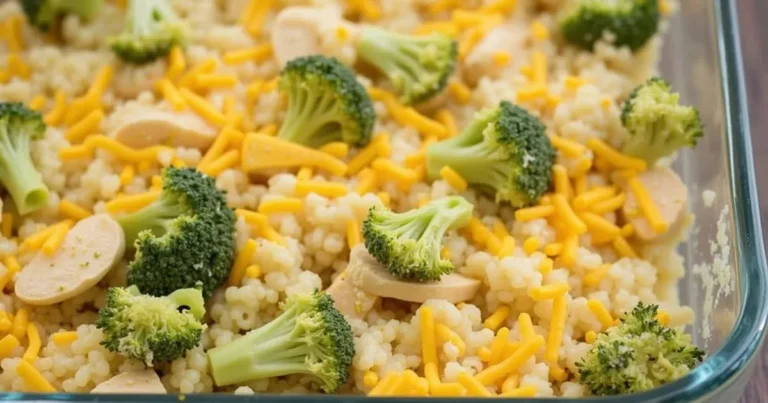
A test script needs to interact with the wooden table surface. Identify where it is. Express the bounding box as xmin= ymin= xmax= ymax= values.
xmin=736 ymin=0 xmax=767 ymax=401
